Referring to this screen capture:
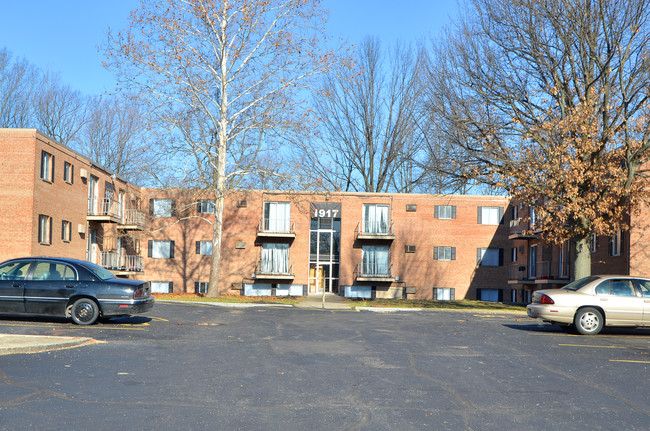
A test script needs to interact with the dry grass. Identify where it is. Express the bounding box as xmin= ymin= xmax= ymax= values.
xmin=153 ymin=293 xmax=300 ymax=306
